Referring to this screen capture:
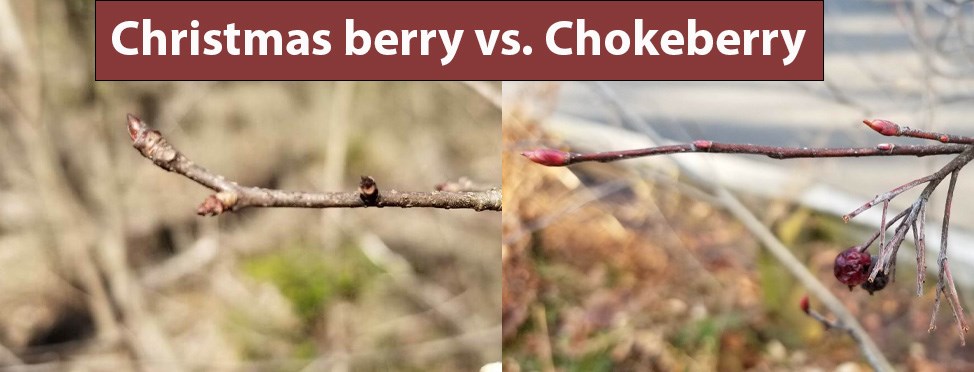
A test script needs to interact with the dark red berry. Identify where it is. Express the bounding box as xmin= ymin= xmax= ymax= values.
xmin=860 ymin=256 xmax=889 ymax=295
xmin=834 ymin=248 xmax=871 ymax=289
